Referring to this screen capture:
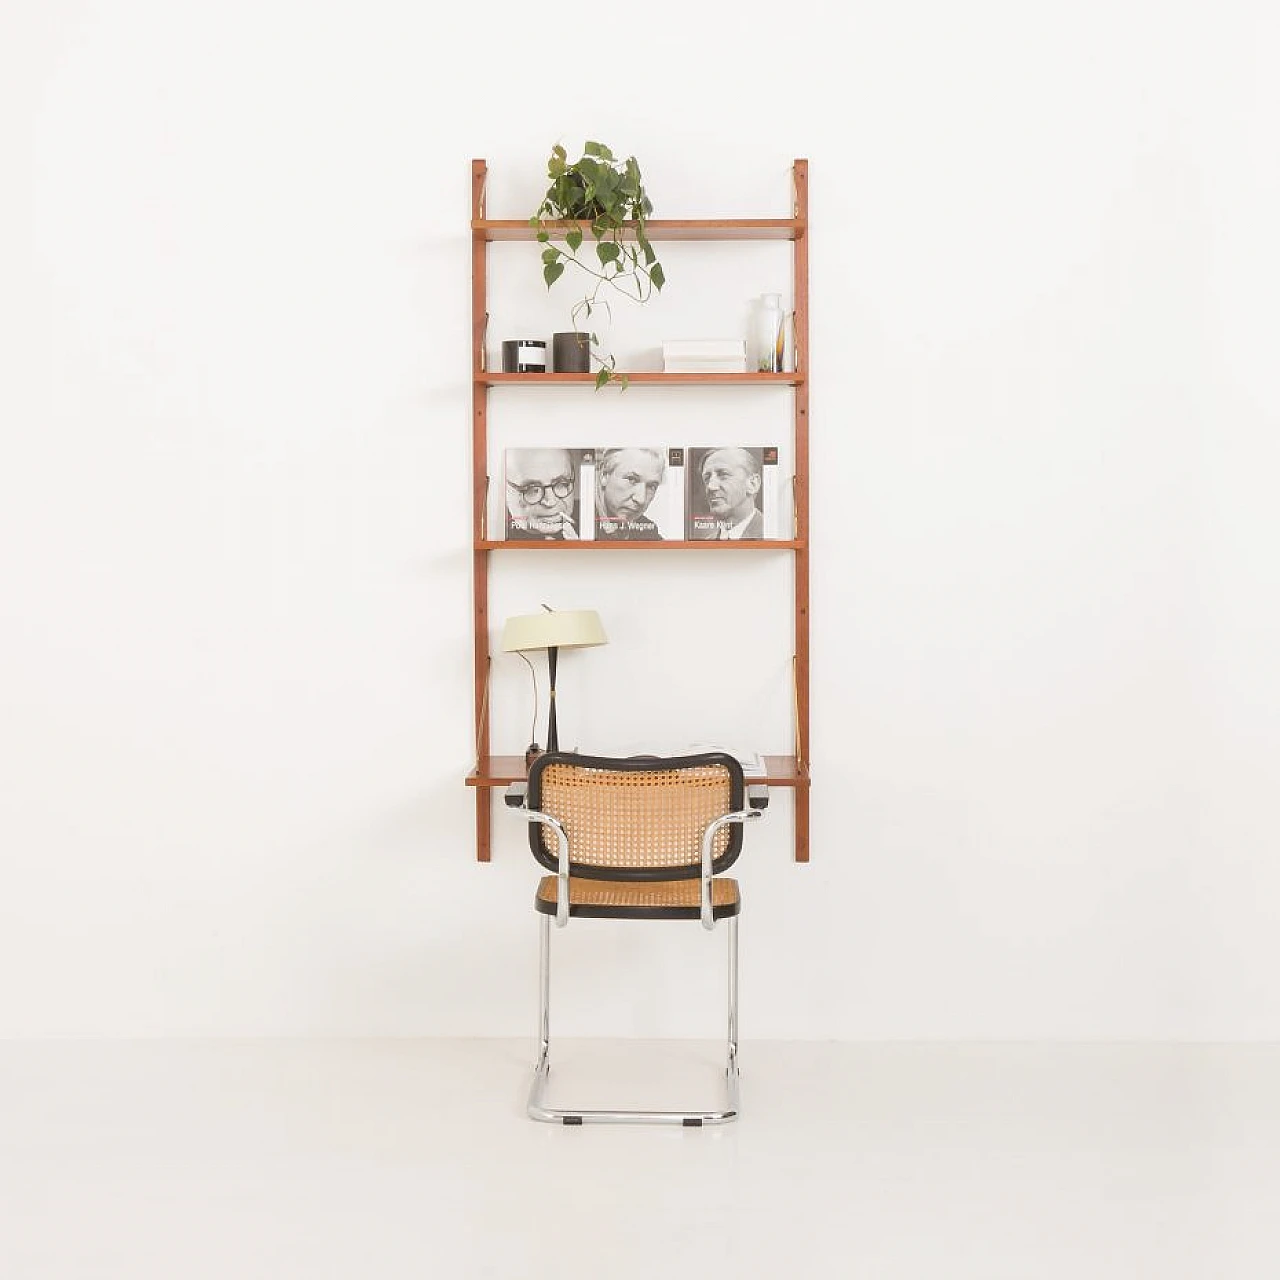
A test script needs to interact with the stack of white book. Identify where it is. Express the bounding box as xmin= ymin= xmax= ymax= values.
xmin=662 ymin=339 xmax=747 ymax=374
